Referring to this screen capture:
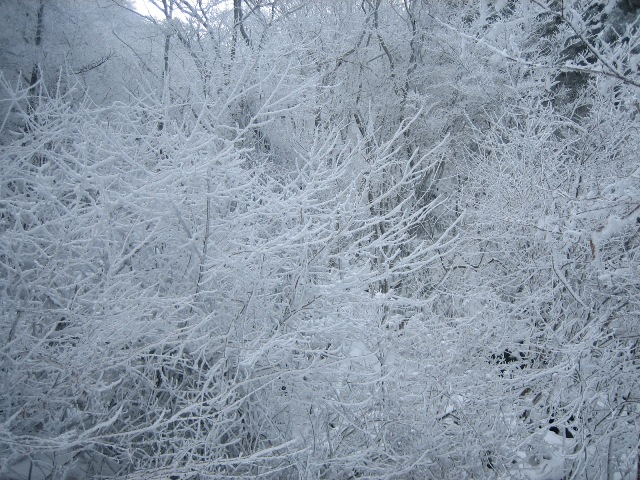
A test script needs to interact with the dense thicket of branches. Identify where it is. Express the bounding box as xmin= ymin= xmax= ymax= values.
xmin=1 ymin=1 xmax=638 ymax=478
